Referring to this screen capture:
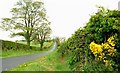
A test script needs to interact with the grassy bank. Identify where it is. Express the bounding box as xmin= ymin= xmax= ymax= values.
xmin=1 ymin=41 xmax=53 ymax=58
xmin=1 ymin=49 xmax=42 ymax=58
xmin=10 ymin=50 xmax=71 ymax=71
